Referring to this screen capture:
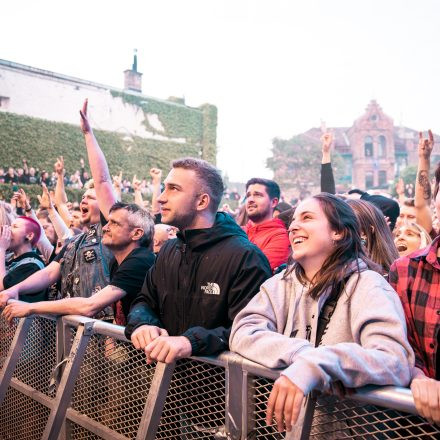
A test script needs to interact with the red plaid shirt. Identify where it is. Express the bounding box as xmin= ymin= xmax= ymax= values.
xmin=389 ymin=236 xmax=440 ymax=379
